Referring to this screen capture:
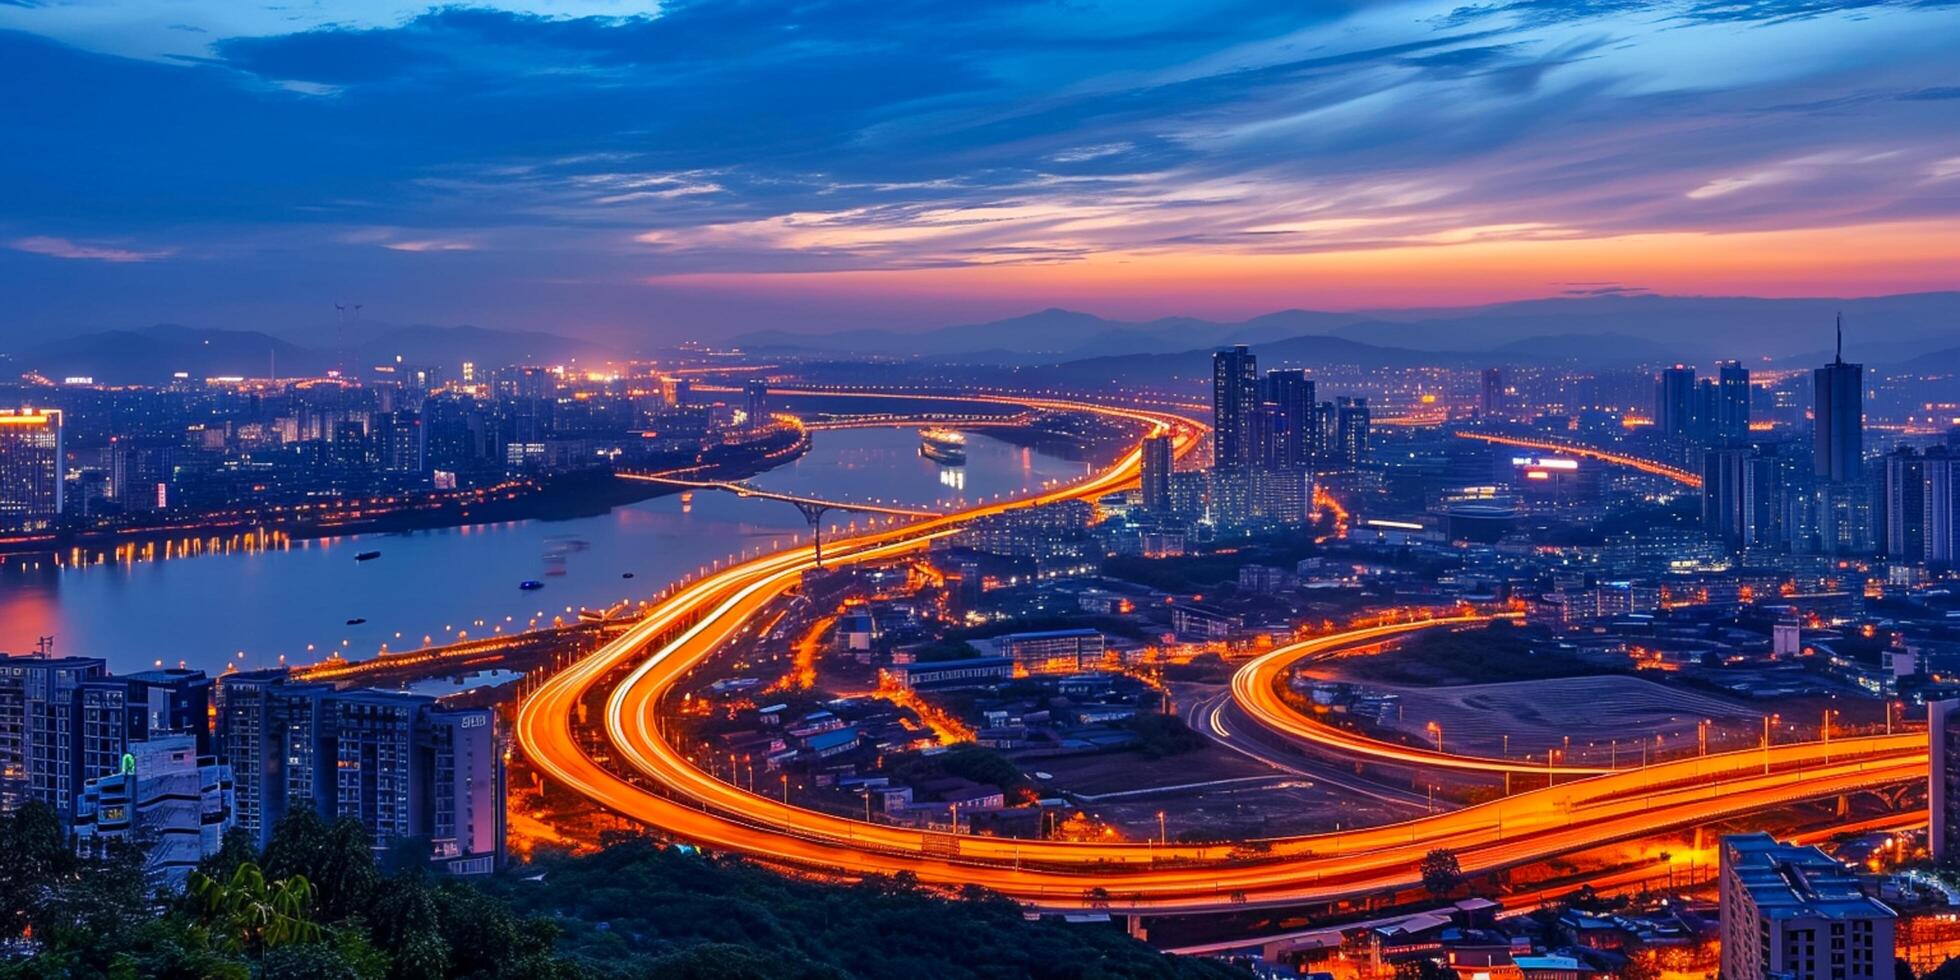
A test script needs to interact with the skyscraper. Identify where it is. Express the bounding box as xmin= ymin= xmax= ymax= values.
xmin=1925 ymin=446 xmax=1959 ymax=567
xmin=1211 ymin=345 xmax=1258 ymax=472
xmin=1335 ymin=397 xmax=1371 ymax=467
xmin=1262 ymin=370 xmax=1316 ymax=471
xmin=744 ymin=379 xmax=770 ymax=431
xmin=1657 ymin=366 xmax=1696 ymax=438
xmin=1814 ymin=319 xmax=1864 ymax=483
xmin=1139 ymin=433 xmax=1172 ymax=514
xmin=1479 ymin=367 xmax=1504 ymax=420
xmin=1716 ymin=360 xmax=1751 ymax=443
xmin=1702 ymin=447 xmax=1748 ymax=548
xmin=0 ymin=408 xmax=63 ymax=532
xmin=1884 ymin=446 xmax=1927 ymax=561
